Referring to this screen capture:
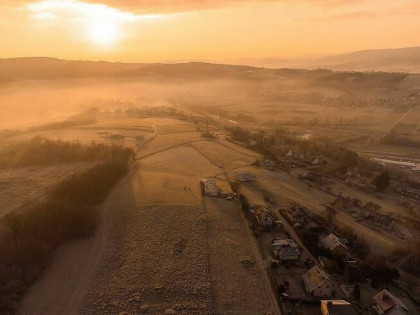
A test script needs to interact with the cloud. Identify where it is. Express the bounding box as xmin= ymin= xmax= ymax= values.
xmin=304 ymin=10 xmax=377 ymax=21
xmin=25 ymin=0 xmax=149 ymax=20
xmin=1 ymin=0 xmax=363 ymax=14
xmin=86 ymin=0 xmax=362 ymax=13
